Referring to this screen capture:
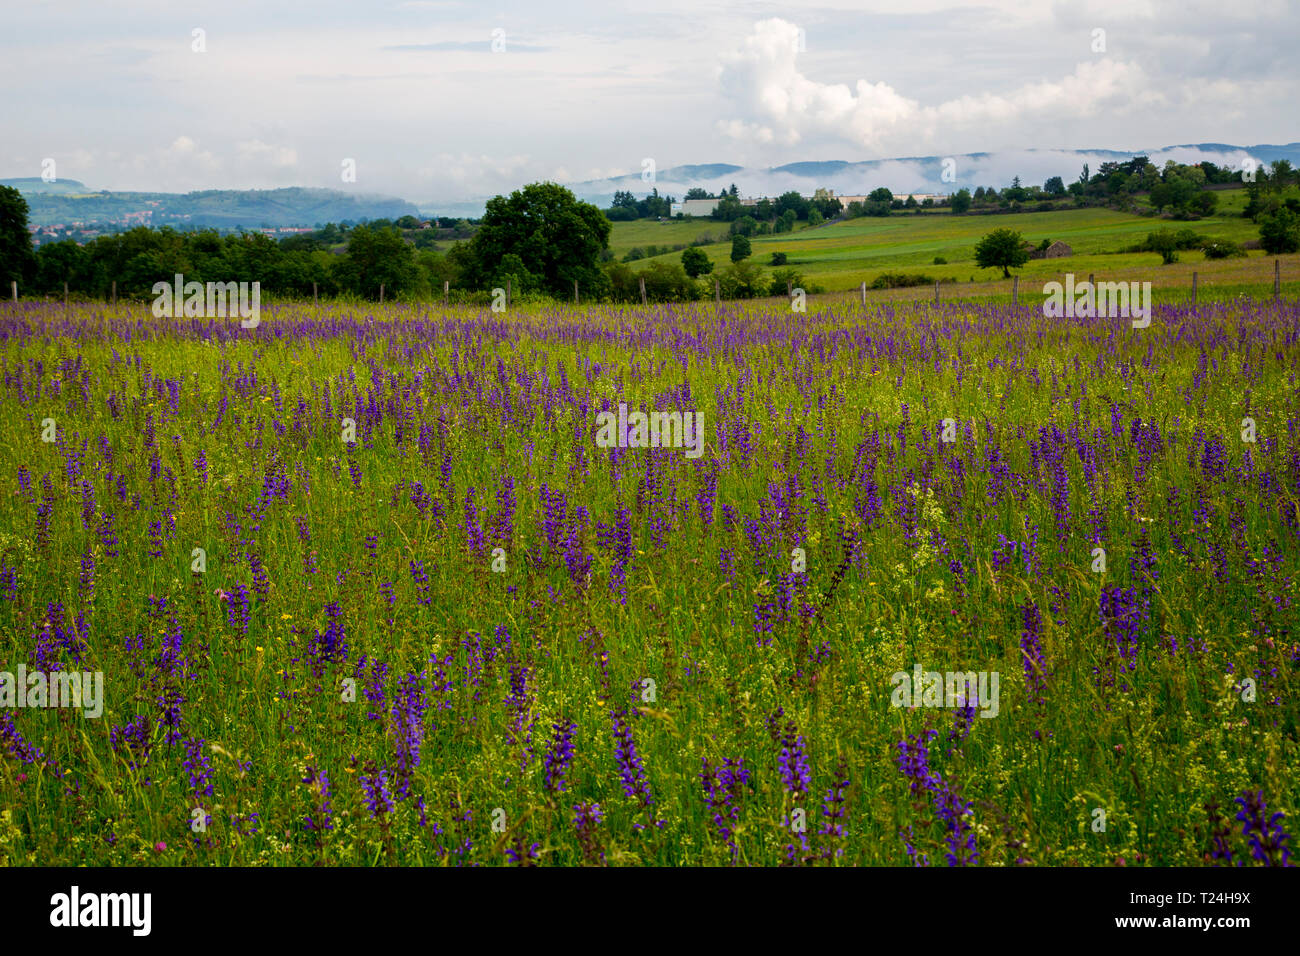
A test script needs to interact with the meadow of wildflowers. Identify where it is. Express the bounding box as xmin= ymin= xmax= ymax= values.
xmin=0 ymin=297 xmax=1295 ymax=867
